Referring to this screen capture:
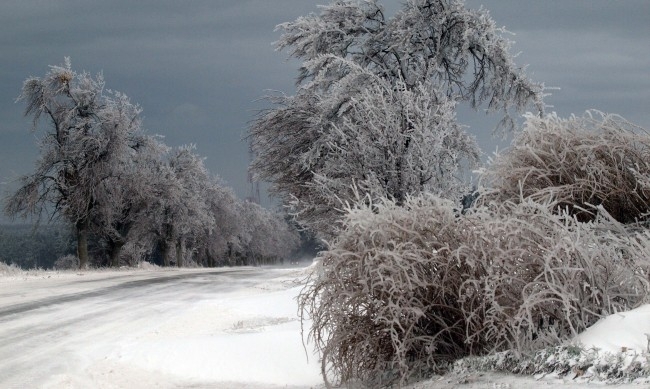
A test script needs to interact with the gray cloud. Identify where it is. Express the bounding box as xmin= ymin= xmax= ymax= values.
xmin=1 ymin=0 xmax=648 ymax=221
xmin=465 ymin=0 xmax=650 ymax=124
